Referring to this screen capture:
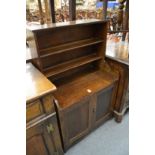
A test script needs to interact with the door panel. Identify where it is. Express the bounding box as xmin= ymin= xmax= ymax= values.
xmin=67 ymin=101 xmax=89 ymax=139
xmin=60 ymin=97 xmax=93 ymax=150
xmin=95 ymin=86 xmax=114 ymax=126
xmin=27 ymin=122 xmax=50 ymax=155
xmin=26 ymin=115 xmax=63 ymax=155
xmin=27 ymin=135 xmax=49 ymax=155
